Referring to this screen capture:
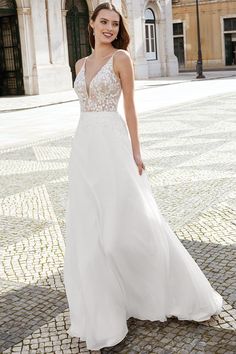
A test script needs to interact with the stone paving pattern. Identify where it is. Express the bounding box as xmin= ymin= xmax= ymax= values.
xmin=0 ymin=92 xmax=236 ymax=353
